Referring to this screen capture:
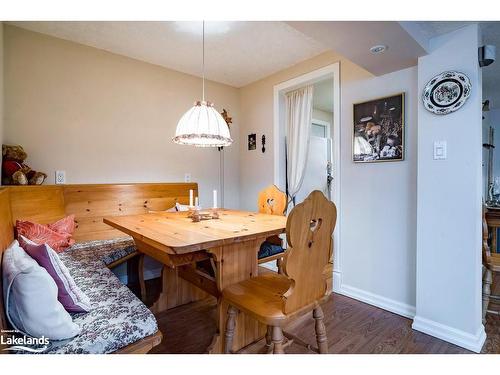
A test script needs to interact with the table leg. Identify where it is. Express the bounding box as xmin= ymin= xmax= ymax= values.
xmin=138 ymin=254 xmax=146 ymax=301
xmin=206 ymin=238 xmax=267 ymax=354
xmin=133 ymin=238 xmax=207 ymax=313
xmin=150 ymin=265 xmax=207 ymax=314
